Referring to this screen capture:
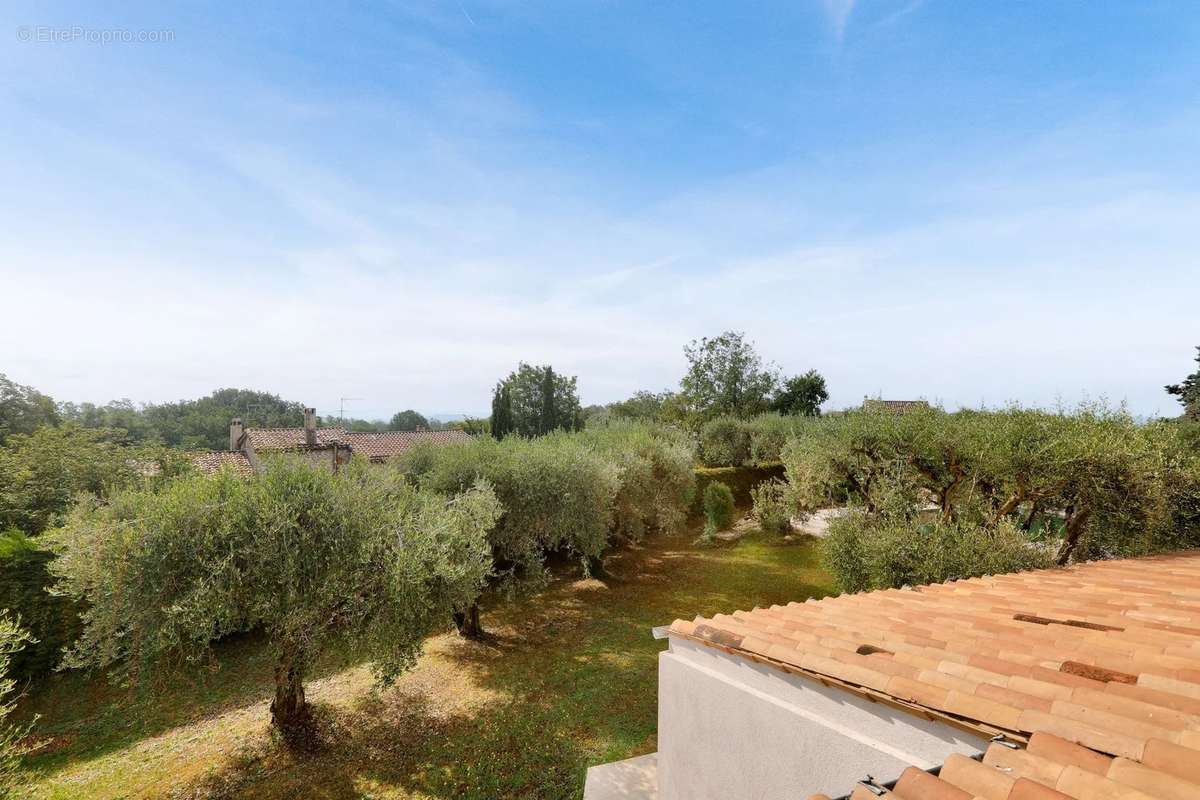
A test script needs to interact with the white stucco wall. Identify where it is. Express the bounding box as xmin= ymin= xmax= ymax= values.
xmin=658 ymin=637 xmax=986 ymax=800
